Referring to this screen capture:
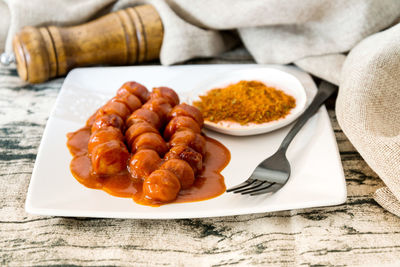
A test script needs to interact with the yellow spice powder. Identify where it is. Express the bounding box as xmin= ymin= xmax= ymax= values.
xmin=193 ymin=80 xmax=296 ymax=125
